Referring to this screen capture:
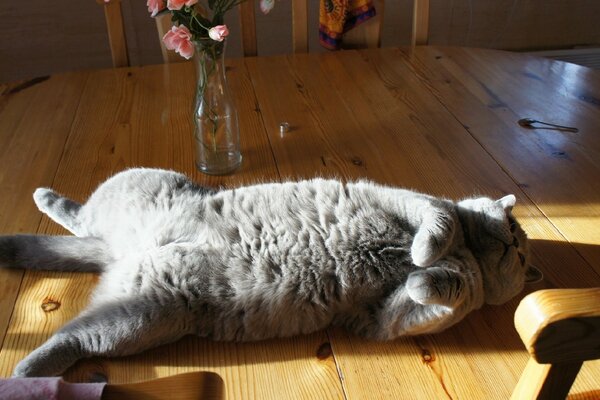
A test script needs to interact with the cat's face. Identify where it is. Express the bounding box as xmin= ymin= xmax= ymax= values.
xmin=458 ymin=195 xmax=542 ymax=305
